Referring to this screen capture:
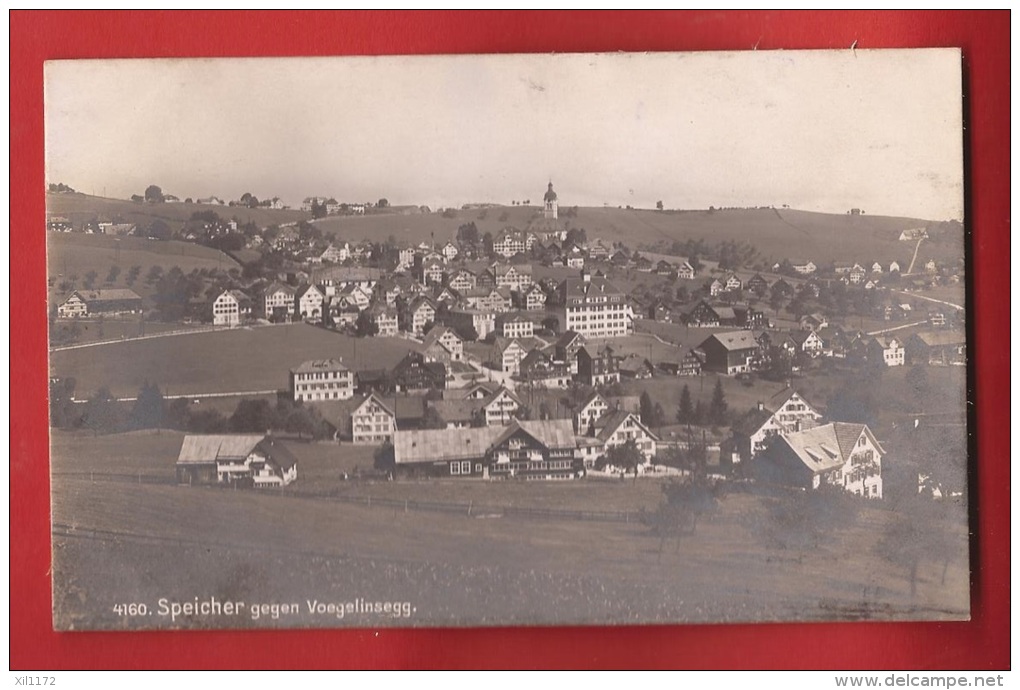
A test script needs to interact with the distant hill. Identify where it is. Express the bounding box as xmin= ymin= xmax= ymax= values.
xmin=45 ymin=192 xmax=311 ymax=229
xmin=312 ymin=205 xmax=958 ymax=266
